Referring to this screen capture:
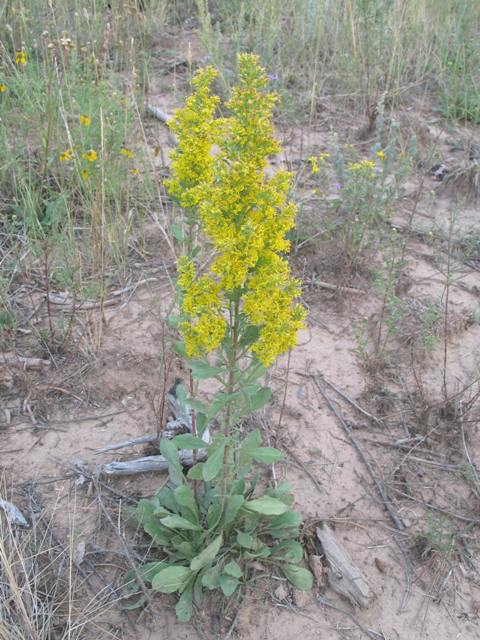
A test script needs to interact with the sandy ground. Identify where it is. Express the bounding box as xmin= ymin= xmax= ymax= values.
xmin=2 ymin=26 xmax=480 ymax=640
